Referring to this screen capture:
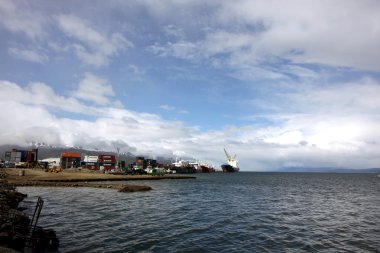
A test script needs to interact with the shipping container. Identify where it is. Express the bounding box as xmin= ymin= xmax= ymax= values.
xmin=84 ymin=155 xmax=98 ymax=163
xmin=98 ymin=155 xmax=116 ymax=162
xmin=10 ymin=152 xmax=22 ymax=162
xmin=146 ymin=159 xmax=157 ymax=167
xmin=101 ymin=159 xmax=116 ymax=163
xmin=27 ymin=151 xmax=36 ymax=162
xmin=60 ymin=152 xmax=81 ymax=169
xmin=5 ymin=149 xmax=38 ymax=167
xmin=61 ymin=152 xmax=81 ymax=158
xmin=99 ymin=155 xmax=116 ymax=159
xmin=119 ymin=161 xmax=126 ymax=168
xmin=61 ymin=157 xmax=81 ymax=169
